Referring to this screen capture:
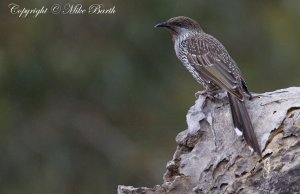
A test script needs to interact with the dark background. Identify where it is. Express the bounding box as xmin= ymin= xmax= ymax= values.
xmin=1 ymin=0 xmax=300 ymax=193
